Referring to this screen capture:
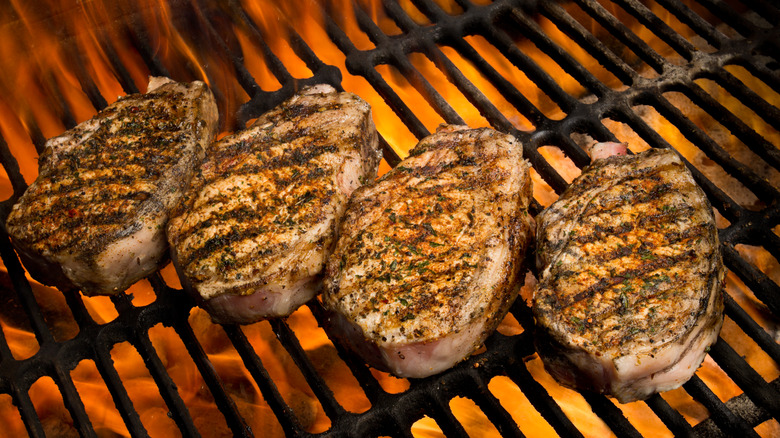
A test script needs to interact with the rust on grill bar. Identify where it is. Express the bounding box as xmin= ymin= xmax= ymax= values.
xmin=0 ymin=0 xmax=778 ymax=436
